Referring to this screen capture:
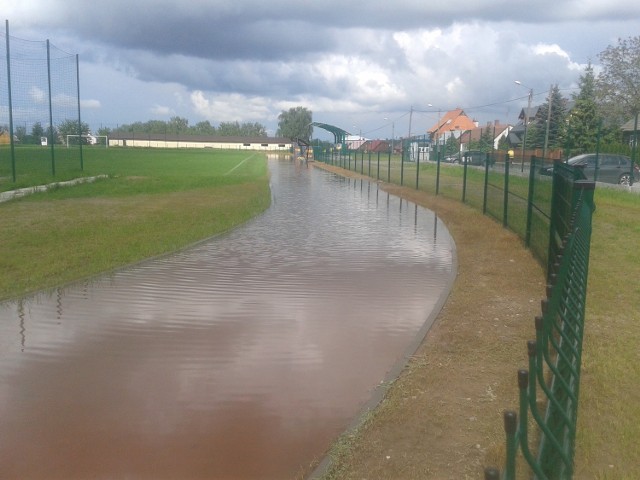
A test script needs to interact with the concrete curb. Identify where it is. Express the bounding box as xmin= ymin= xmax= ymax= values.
xmin=0 ymin=175 xmax=109 ymax=203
